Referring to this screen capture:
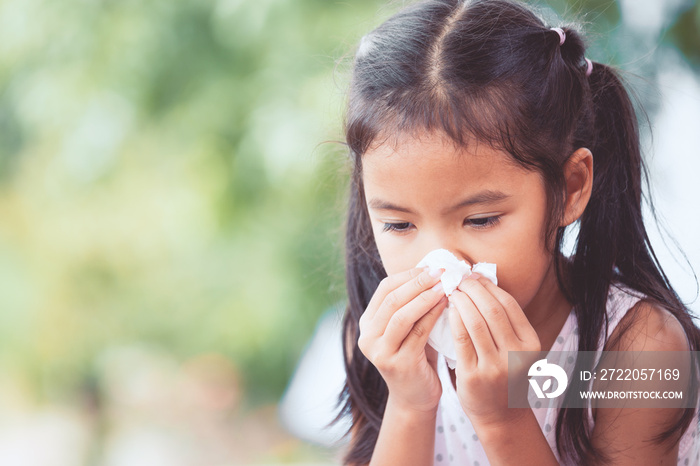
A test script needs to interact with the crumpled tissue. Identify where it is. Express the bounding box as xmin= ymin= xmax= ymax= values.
xmin=416 ymin=249 xmax=498 ymax=369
